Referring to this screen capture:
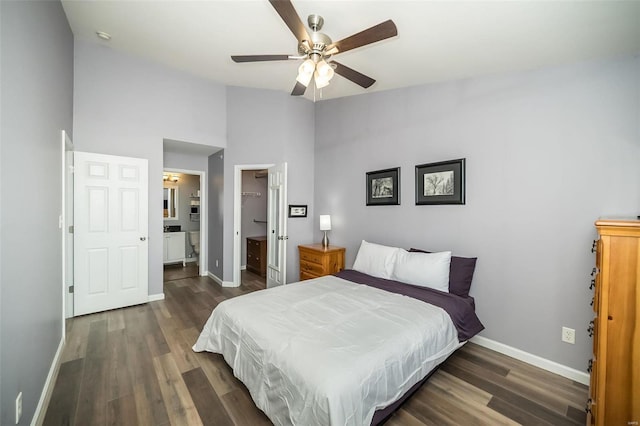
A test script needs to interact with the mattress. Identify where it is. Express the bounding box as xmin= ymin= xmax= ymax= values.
xmin=193 ymin=274 xmax=478 ymax=425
